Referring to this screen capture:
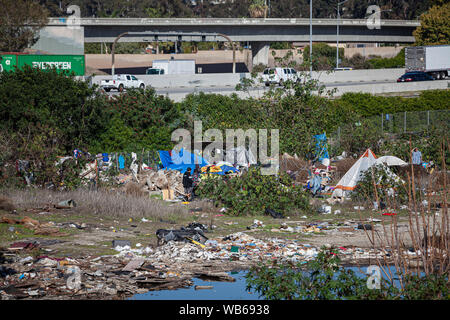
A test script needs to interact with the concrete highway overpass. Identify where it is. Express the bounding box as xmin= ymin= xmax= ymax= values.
xmin=36 ymin=17 xmax=420 ymax=67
